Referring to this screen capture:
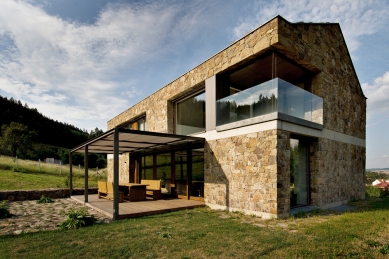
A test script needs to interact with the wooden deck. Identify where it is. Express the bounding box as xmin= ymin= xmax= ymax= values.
xmin=71 ymin=194 xmax=205 ymax=219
